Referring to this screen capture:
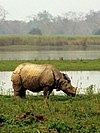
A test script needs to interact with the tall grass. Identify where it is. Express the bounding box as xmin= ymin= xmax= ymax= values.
xmin=0 ymin=35 xmax=100 ymax=46
xmin=0 ymin=35 xmax=100 ymax=52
